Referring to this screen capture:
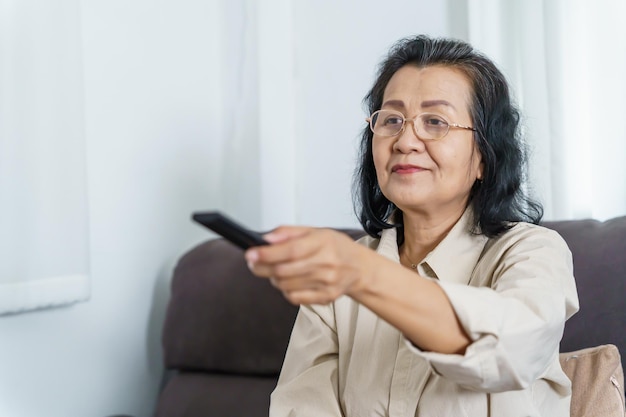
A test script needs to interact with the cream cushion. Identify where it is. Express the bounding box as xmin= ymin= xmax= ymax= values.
xmin=560 ymin=344 xmax=625 ymax=417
